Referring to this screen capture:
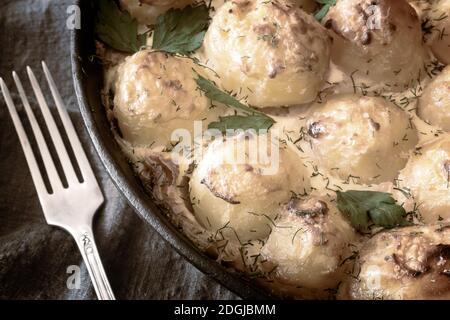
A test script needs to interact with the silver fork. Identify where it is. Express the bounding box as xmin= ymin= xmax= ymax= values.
xmin=0 ymin=62 xmax=115 ymax=300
